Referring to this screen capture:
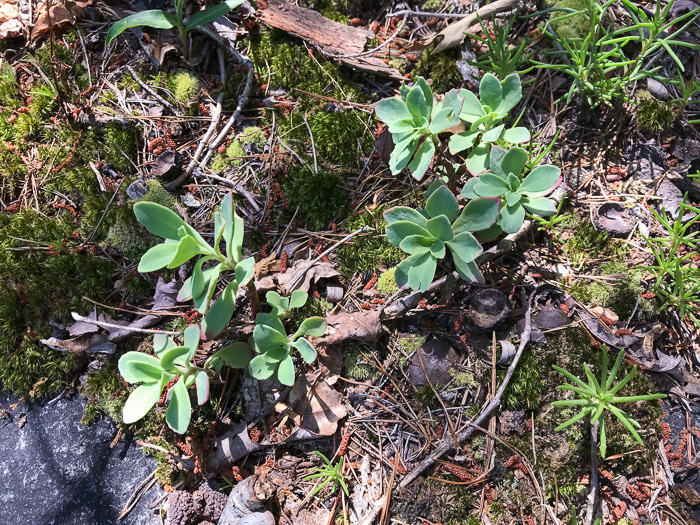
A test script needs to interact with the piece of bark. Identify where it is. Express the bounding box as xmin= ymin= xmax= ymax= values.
xmin=217 ymin=475 xmax=274 ymax=525
xmin=258 ymin=0 xmax=402 ymax=79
